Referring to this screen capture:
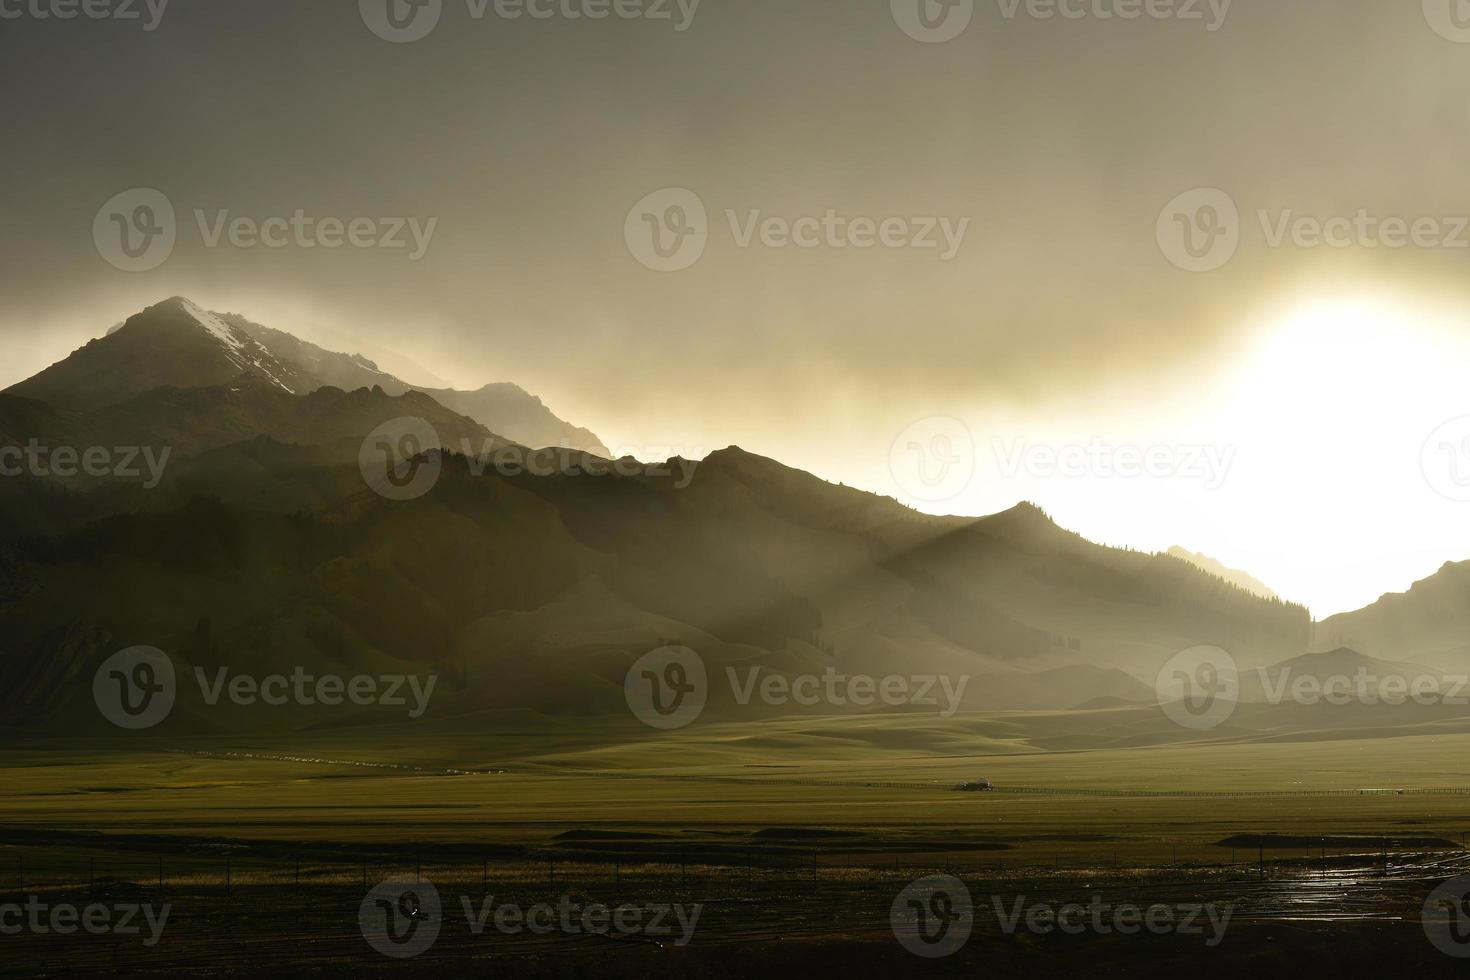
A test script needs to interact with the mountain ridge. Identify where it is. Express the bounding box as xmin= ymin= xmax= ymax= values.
xmin=7 ymin=297 xmax=609 ymax=457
